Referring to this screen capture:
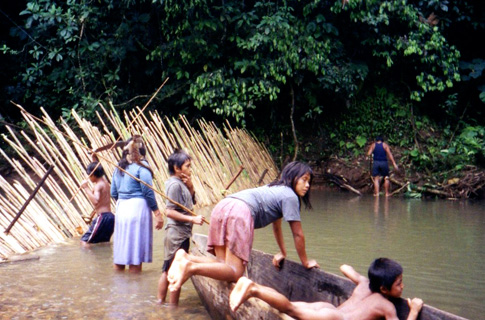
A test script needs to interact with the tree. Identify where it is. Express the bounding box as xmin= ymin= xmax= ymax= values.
xmin=2 ymin=0 xmax=163 ymax=119
xmin=1 ymin=0 xmax=470 ymax=157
